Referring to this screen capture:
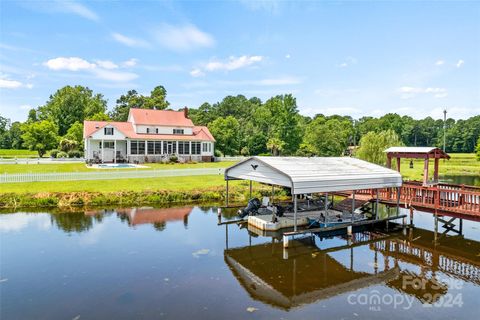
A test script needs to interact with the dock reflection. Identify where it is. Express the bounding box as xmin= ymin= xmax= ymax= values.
xmin=224 ymin=224 xmax=480 ymax=310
